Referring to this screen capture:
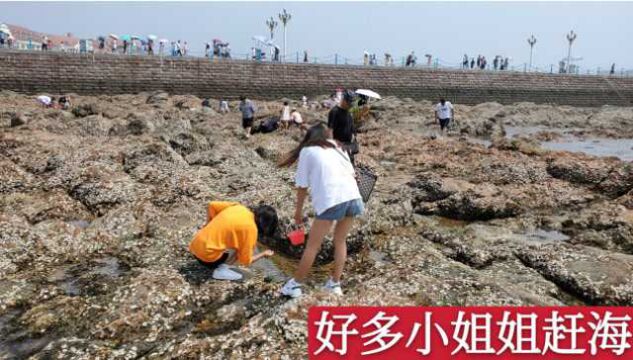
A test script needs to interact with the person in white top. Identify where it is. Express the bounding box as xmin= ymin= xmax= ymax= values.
xmin=434 ymin=97 xmax=454 ymax=133
xmin=279 ymin=101 xmax=291 ymax=130
xmin=37 ymin=95 xmax=55 ymax=108
xmin=290 ymin=108 xmax=303 ymax=127
xmin=278 ymin=123 xmax=364 ymax=298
